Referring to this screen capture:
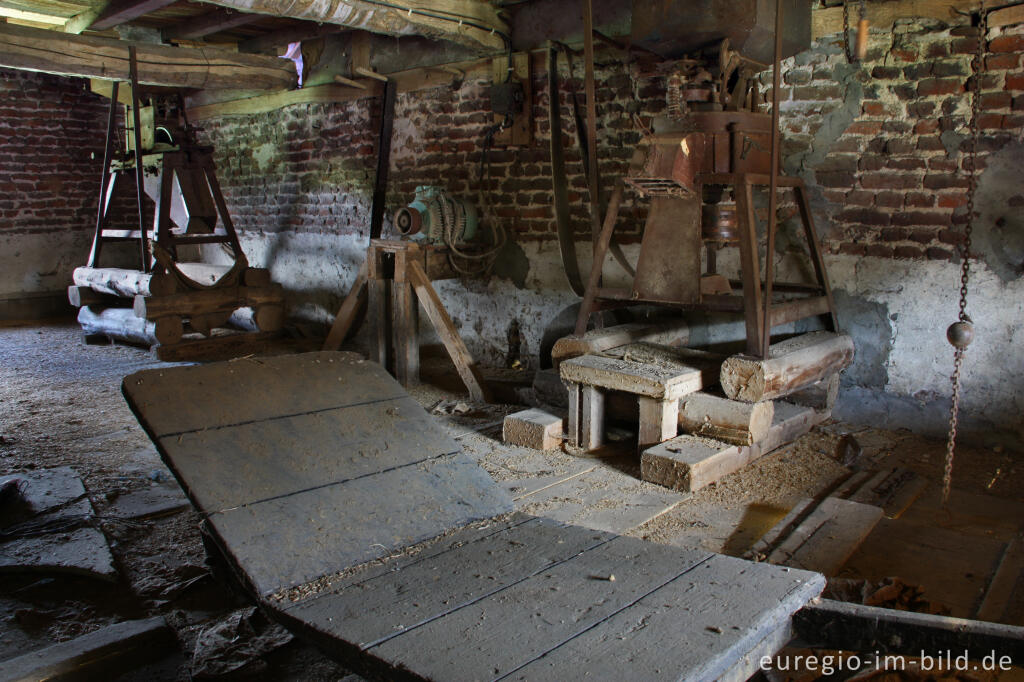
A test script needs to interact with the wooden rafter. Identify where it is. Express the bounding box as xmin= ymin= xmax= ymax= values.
xmin=63 ymin=0 xmax=178 ymax=34
xmin=163 ymin=8 xmax=263 ymax=41
xmin=0 ymin=22 xmax=297 ymax=90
